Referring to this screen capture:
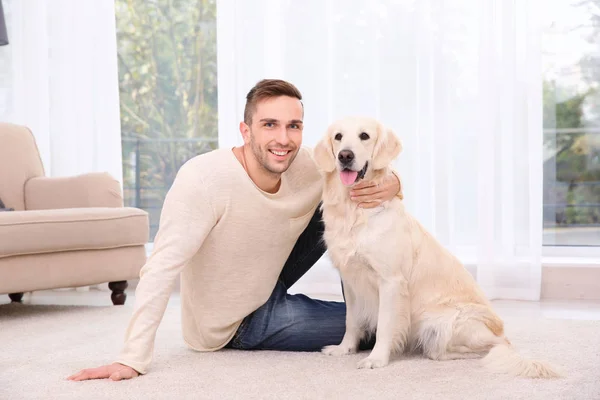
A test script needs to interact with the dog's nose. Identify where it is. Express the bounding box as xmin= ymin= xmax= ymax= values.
xmin=338 ymin=150 xmax=354 ymax=165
